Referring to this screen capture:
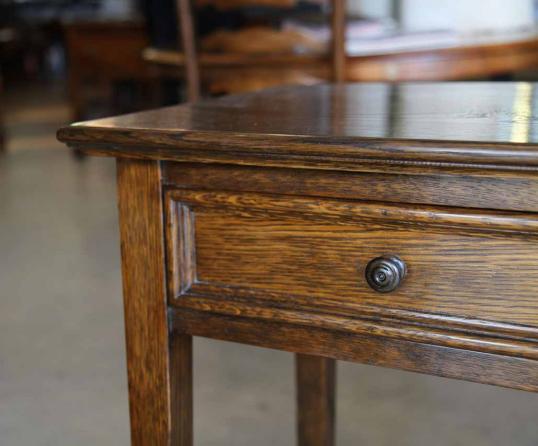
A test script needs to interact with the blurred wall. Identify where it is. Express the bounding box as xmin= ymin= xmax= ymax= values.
xmin=347 ymin=0 xmax=536 ymax=31
xmin=401 ymin=0 xmax=535 ymax=31
xmin=347 ymin=0 xmax=393 ymax=18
